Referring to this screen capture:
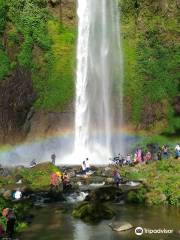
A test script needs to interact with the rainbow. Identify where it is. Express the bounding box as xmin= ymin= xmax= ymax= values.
xmin=0 ymin=128 xmax=140 ymax=166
